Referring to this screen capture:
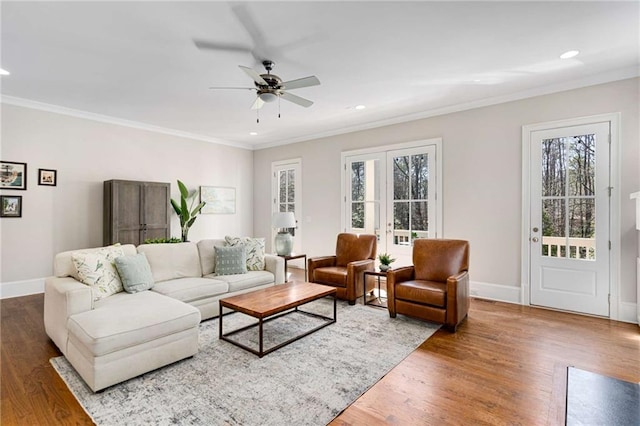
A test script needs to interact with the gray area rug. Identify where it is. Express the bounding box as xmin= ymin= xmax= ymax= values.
xmin=51 ymin=298 xmax=439 ymax=425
